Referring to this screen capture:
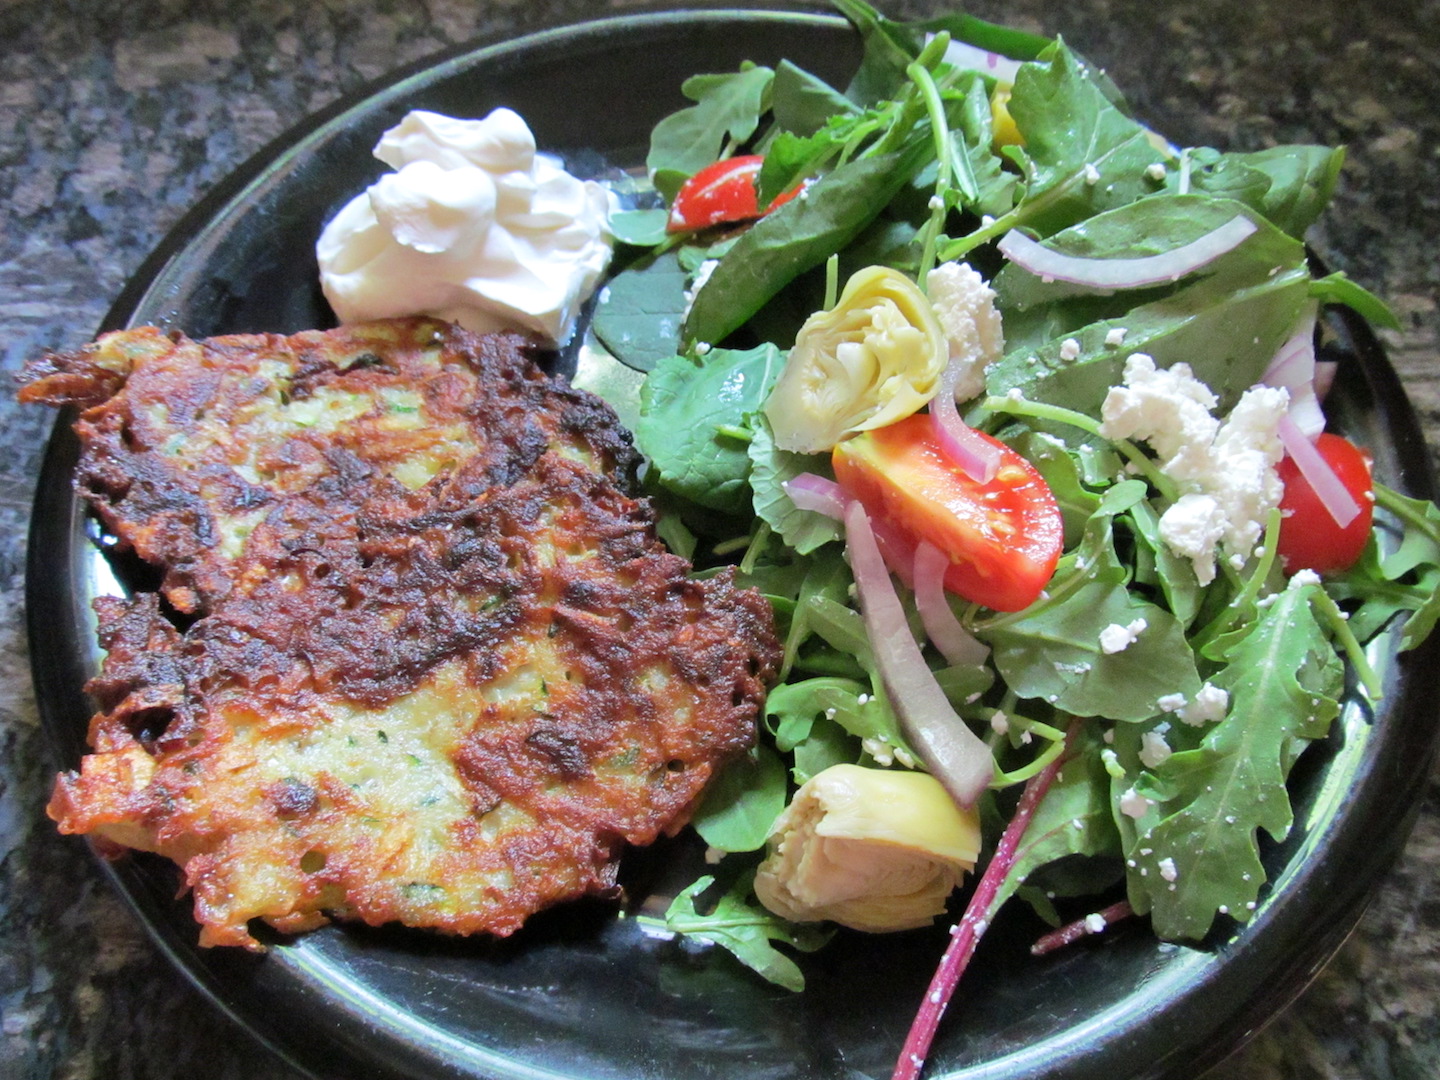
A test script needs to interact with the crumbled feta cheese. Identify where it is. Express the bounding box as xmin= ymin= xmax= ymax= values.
xmin=1139 ymin=729 xmax=1173 ymax=769
xmin=1082 ymin=163 xmax=1101 ymax=185
xmin=1145 ymin=162 xmax=1168 ymax=181
xmin=694 ymin=341 xmax=711 ymax=356
xmin=1289 ymin=568 xmax=1322 ymax=589
xmin=1101 ymin=353 xmax=1288 ymax=583
xmin=928 ymin=194 xmax=945 ymax=211
xmin=927 ymin=261 xmax=1005 ymax=403
xmin=1158 ymin=858 xmax=1178 ymax=882
xmin=1059 ymin=337 xmax=1081 ymax=361
xmin=862 ymin=737 xmax=894 ymax=765
xmin=1105 ymin=326 xmax=1128 ymax=347
xmin=1006 ymin=386 xmax=1026 ymax=402
xmin=1099 ymin=617 xmax=1148 ymax=654
xmin=1119 ymin=787 xmax=1153 ymax=819
xmin=1157 ymin=692 xmax=1188 ymax=713
xmin=1085 ymin=913 xmax=1107 ymax=933
xmin=990 ymin=710 xmax=1010 ymax=734
xmin=1178 ymin=682 xmax=1228 ymax=726
xmin=682 ymin=259 xmax=720 ymax=316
